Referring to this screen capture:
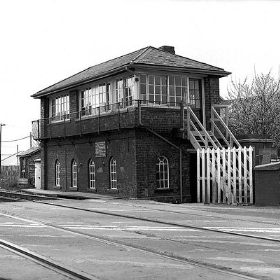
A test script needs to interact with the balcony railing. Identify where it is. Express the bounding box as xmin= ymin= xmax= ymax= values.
xmin=32 ymin=100 xmax=188 ymax=140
